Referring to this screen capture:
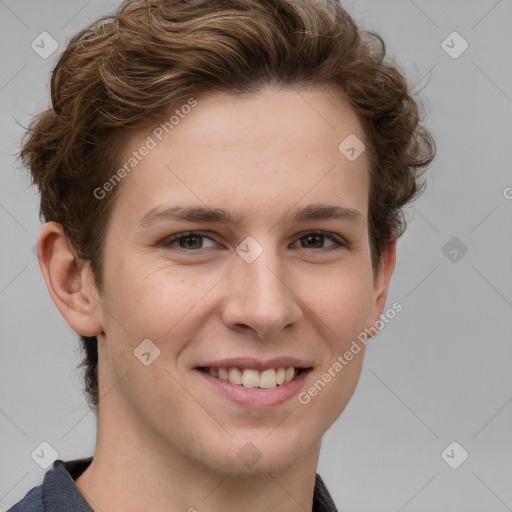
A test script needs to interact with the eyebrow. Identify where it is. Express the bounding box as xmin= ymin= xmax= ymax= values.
xmin=138 ymin=203 xmax=365 ymax=228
